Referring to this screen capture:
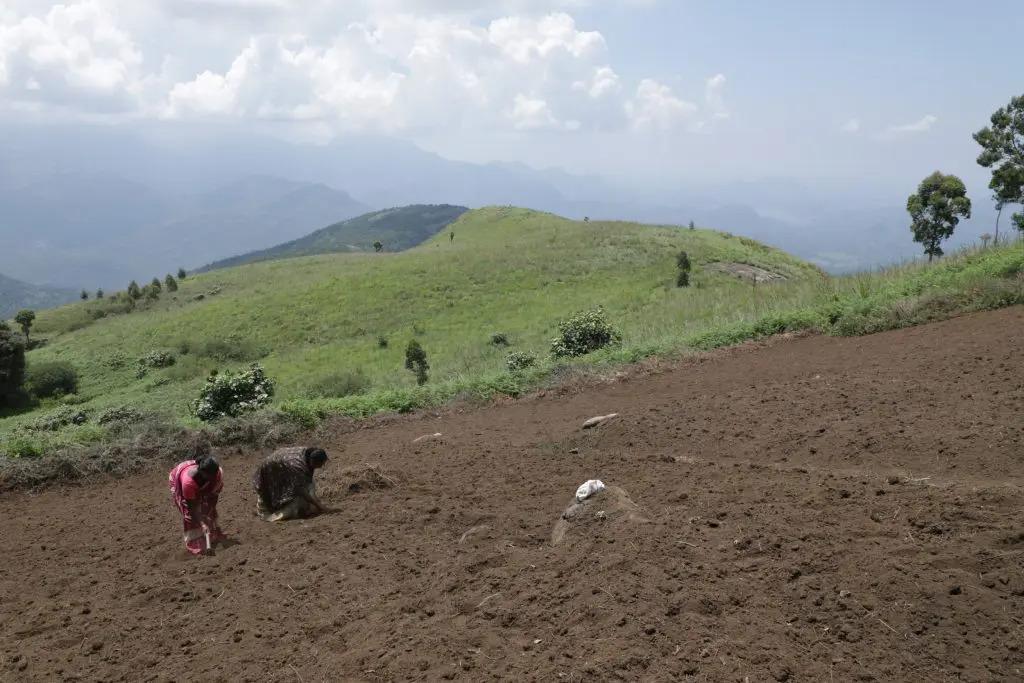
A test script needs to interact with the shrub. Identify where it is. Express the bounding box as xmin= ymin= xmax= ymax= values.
xmin=676 ymin=251 xmax=692 ymax=288
xmin=103 ymin=352 xmax=129 ymax=369
xmin=404 ymin=340 xmax=429 ymax=386
xmin=25 ymin=361 xmax=79 ymax=398
xmin=0 ymin=323 xmax=26 ymax=407
xmin=377 ymin=335 xmax=389 ymax=349
xmin=127 ymin=280 xmax=142 ymax=300
xmin=306 ymin=369 xmax=371 ymax=398
xmin=135 ymin=350 xmax=177 ymax=378
xmin=179 ymin=336 xmax=267 ymax=362
xmin=96 ymin=405 xmax=145 ymax=427
xmin=490 ymin=332 xmax=510 ymax=346
xmin=27 ymin=406 xmax=90 ymax=432
xmin=1 ymin=435 xmax=42 ymax=458
xmin=191 ymin=363 xmax=275 ymax=421
xmin=165 ymin=275 xmax=178 ymax=292
xmin=506 ymin=350 xmax=537 ymax=373
xmin=550 ymin=307 xmax=621 ymax=358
